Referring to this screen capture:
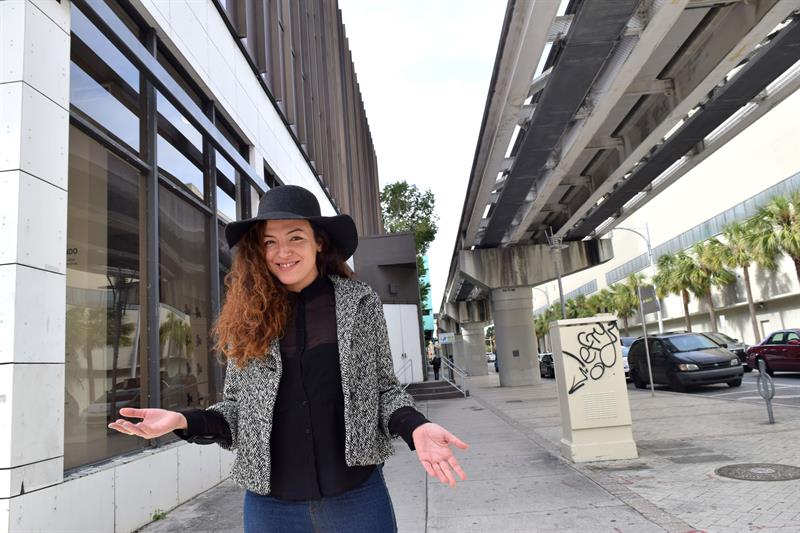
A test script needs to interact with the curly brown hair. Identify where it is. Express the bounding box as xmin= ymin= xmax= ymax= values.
xmin=212 ymin=220 xmax=353 ymax=368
